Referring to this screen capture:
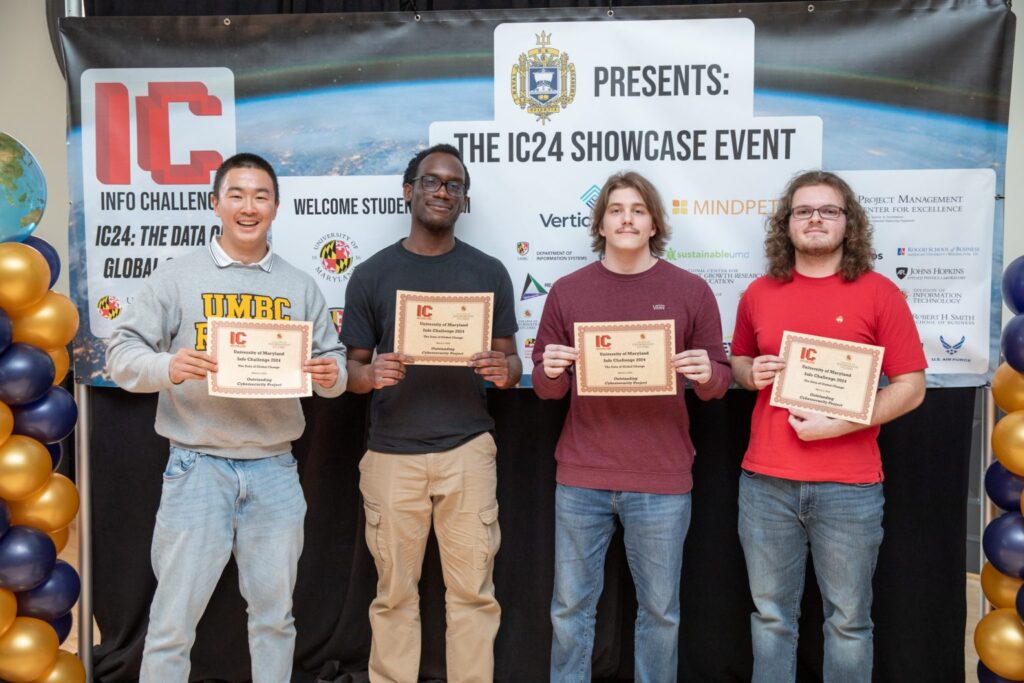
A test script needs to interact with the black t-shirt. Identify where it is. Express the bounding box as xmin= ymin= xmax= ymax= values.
xmin=341 ymin=238 xmax=518 ymax=454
